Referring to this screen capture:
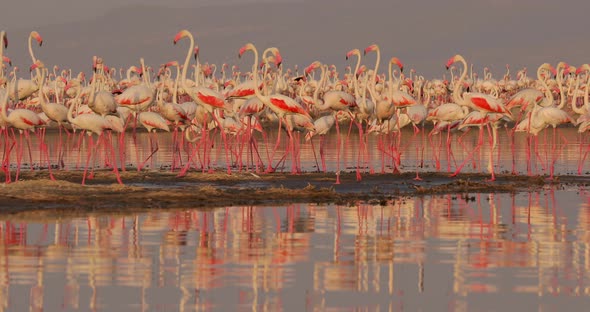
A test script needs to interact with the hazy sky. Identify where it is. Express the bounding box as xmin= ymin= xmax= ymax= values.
xmin=1 ymin=0 xmax=589 ymax=79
